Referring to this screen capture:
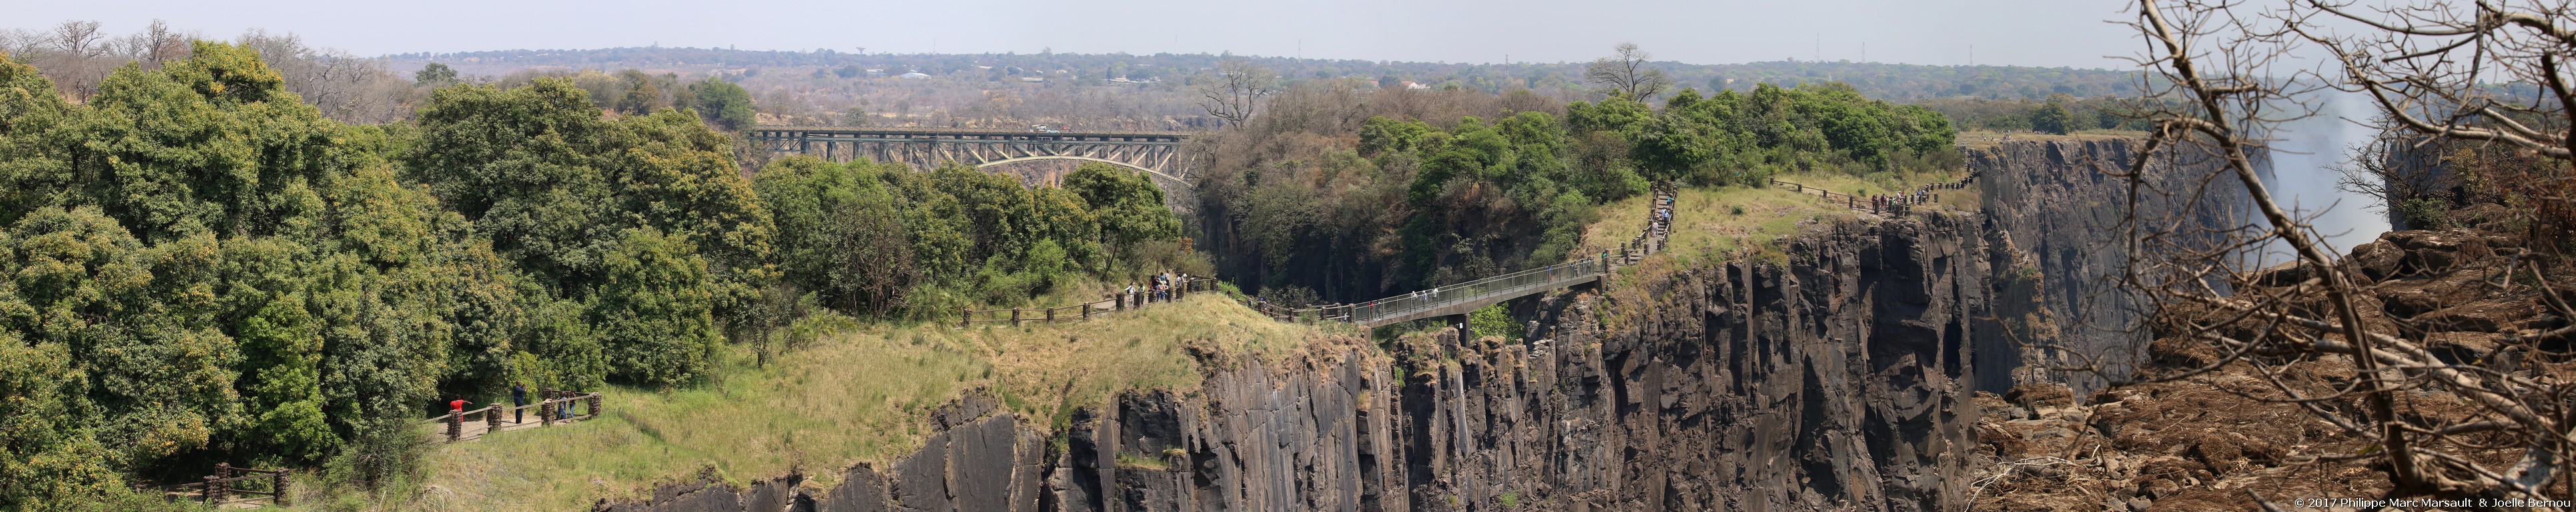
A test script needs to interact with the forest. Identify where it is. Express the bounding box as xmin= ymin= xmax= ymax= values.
xmin=1195 ymin=78 xmax=1954 ymax=305
xmin=0 ymin=43 xmax=1184 ymax=511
